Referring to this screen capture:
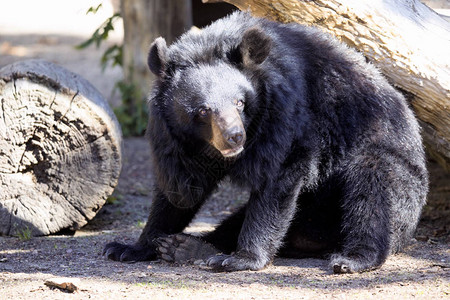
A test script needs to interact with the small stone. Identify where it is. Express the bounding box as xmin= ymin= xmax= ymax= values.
xmin=44 ymin=277 xmax=80 ymax=293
